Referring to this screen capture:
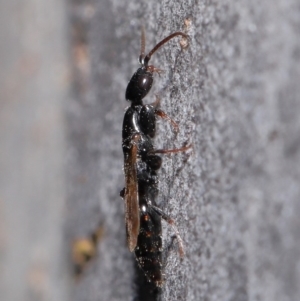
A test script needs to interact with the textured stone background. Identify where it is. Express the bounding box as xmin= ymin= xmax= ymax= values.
xmin=1 ymin=0 xmax=300 ymax=301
